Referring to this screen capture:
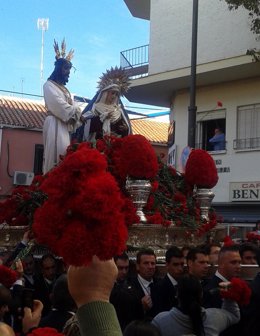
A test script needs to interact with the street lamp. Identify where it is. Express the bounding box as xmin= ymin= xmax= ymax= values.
xmin=37 ymin=18 xmax=49 ymax=95
xmin=187 ymin=0 xmax=199 ymax=148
